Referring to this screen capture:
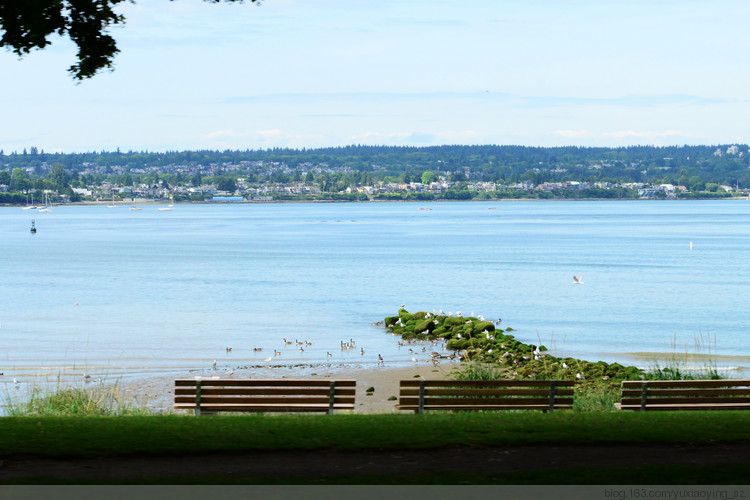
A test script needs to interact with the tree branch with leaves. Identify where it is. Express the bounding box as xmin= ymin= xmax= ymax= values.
xmin=0 ymin=0 xmax=257 ymax=80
